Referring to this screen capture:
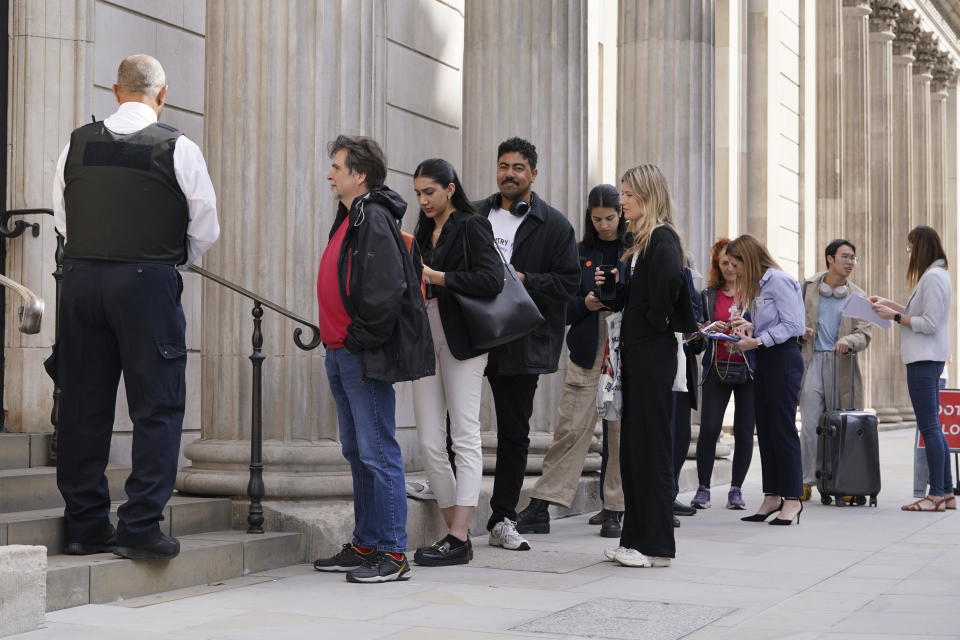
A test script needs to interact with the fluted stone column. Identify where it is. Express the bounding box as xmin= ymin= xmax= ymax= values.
xmin=867 ymin=0 xmax=900 ymax=424
xmin=842 ymin=0 xmax=871 ymax=243
xmin=3 ymin=1 xmax=91 ymax=434
xmin=817 ymin=0 xmax=844 ymax=248
xmin=463 ymin=0 xmax=595 ymax=472
xmin=912 ymin=32 xmax=937 ymax=229
xmin=946 ymin=71 xmax=960 ymax=387
xmin=178 ymin=0 xmax=466 ymax=495
xmin=930 ymin=52 xmax=955 ymax=235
